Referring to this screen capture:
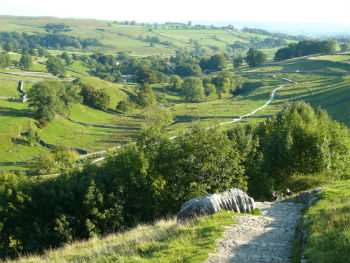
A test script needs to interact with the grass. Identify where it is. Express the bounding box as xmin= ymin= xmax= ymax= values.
xmin=5 ymin=211 xmax=238 ymax=263
xmin=303 ymin=180 xmax=350 ymax=263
